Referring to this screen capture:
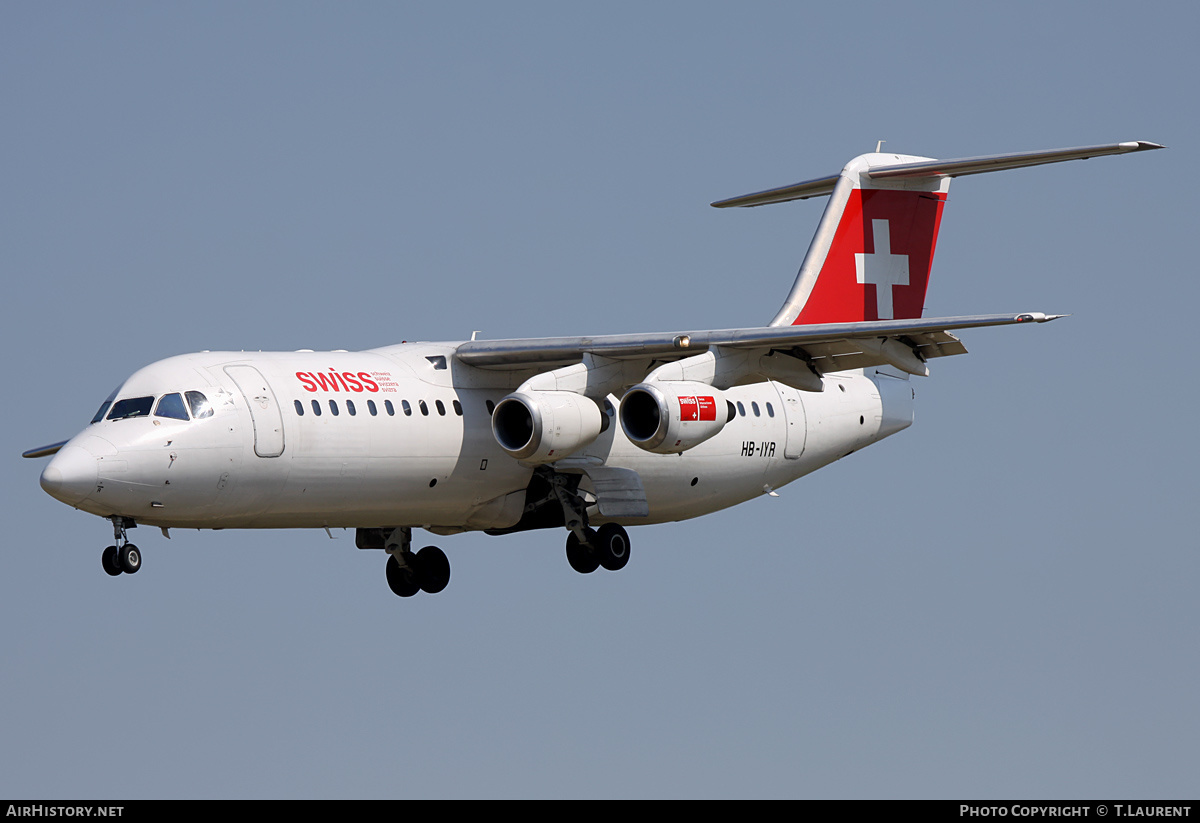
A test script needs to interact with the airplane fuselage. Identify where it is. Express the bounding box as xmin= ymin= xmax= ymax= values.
xmin=44 ymin=342 xmax=914 ymax=533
